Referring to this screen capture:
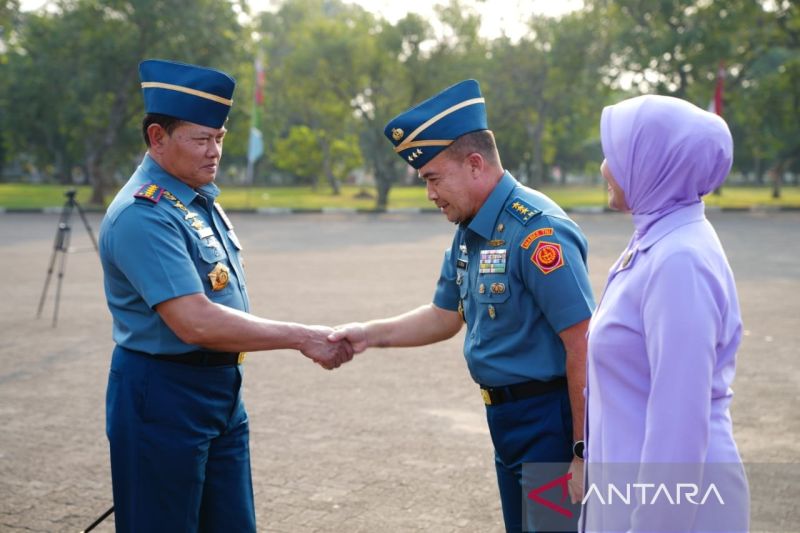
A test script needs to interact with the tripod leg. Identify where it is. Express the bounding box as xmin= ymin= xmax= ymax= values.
xmin=36 ymin=238 xmax=61 ymax=318
xmin=74 ymin=199 xmax=99 ymax=252
xmin=52 ymin=225 xmax=71 ymax=327
xmin=37 ymin=200 xmax=73 ymax=317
